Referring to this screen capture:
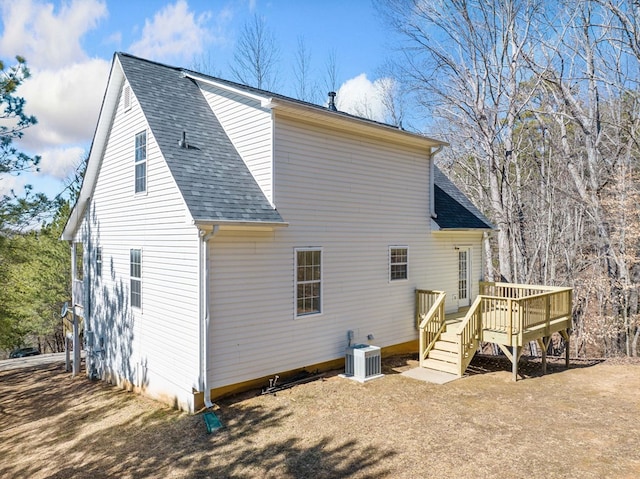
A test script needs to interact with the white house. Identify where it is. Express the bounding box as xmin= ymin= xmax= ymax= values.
xmin=62 ymin=53 xmax=493 ymax=411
